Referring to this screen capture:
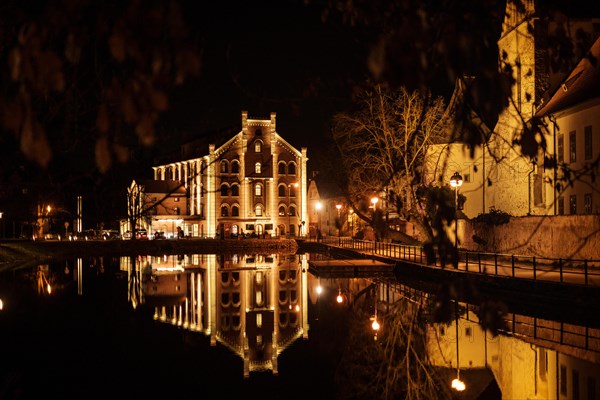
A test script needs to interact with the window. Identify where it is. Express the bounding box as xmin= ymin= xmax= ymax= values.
xmin=255 ymin=184 xmax=262 ymax=197
xmin=255 ymin=140 xmax=262 ymax=153
xmin=231 ymin=161 xmax=240 ymax=174
xmin=278 ymin=185 xmax=286 ymax=197
xmin=558 ymin=134 xmax=564 ymax=163
xmin=572 ymin=369 xmax=579 ymax=400
xmin=584 ymin=193 xmax=592 ymax=214
xmin=558 ymin=197 xmax=564 ymax=215
xmin=570 ymin=130 xmax=577 ymax=163
xmin=174 ymin=197 xmax=179 ymax=202
xmin=174 ymin=207 xmax=180 ymax=215
xmin=255 ymin=204 xmax=262 ymax=216
xmin=255 ymin=162 xmax=261 ymax=174
xmin=278 ymin=162 xmax=286 ymax=174
xmin=220 ymin=184 xmax=229 ymax=197
xmin=288 ymin=163 xmax=296 ymax=175
xmin=289 ymin=185 xmax=296 ymax=197
xmin=465 ymin=327 xmax=472 ymax=337
xmin=231 ymin=184 xmax=239 ymax=196
xmin=560 ymin=365 xmax=567 ymax=396
xmin=221 ymin=161 xmax=228 ymax=173
xmin=232 ymin=205 xmax=239 ymax=216
xmin=289 ymin=205 xmax=296 ymax=217
xmin=570 ymin=195 xmax=577 ymax=214
xmin=585 ymin=125 xmax=592 ymax=160
xmin=588 ymin=377 xmax=596 ymax=400
xmin=279 ymin=206 xmax=286 ymax=216
xmin=221 ymin=205 xmax=229 ymax=217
